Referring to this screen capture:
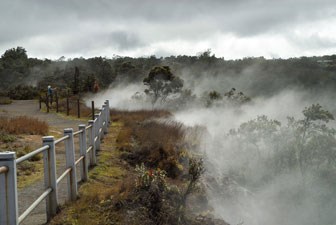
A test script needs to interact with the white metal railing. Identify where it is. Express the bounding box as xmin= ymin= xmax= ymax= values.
xmin=0 ymin=100 xmax=110 ymax=225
